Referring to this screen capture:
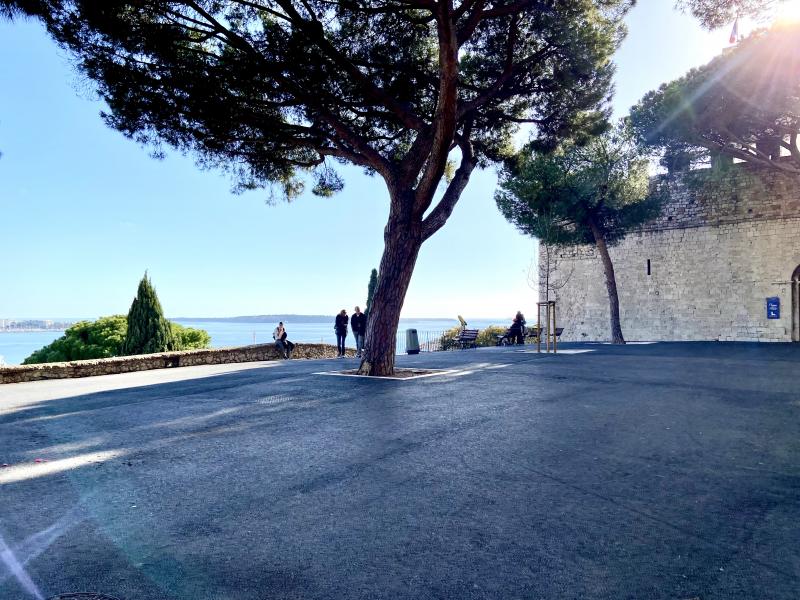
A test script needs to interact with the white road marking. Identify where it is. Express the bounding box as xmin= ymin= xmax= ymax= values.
xmin=313 ymin=369 xmax=457 ymax=381
xmin=516 ymin=349 xmax=595 ymax=355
